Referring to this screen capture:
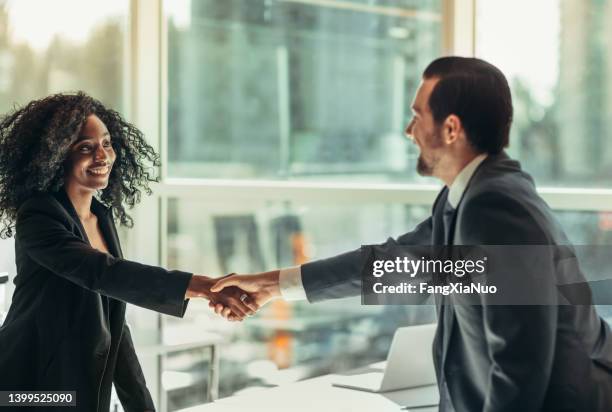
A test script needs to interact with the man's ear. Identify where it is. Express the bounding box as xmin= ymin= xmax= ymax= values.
xmin=442 ymin=114 xmax=463 ymax=144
